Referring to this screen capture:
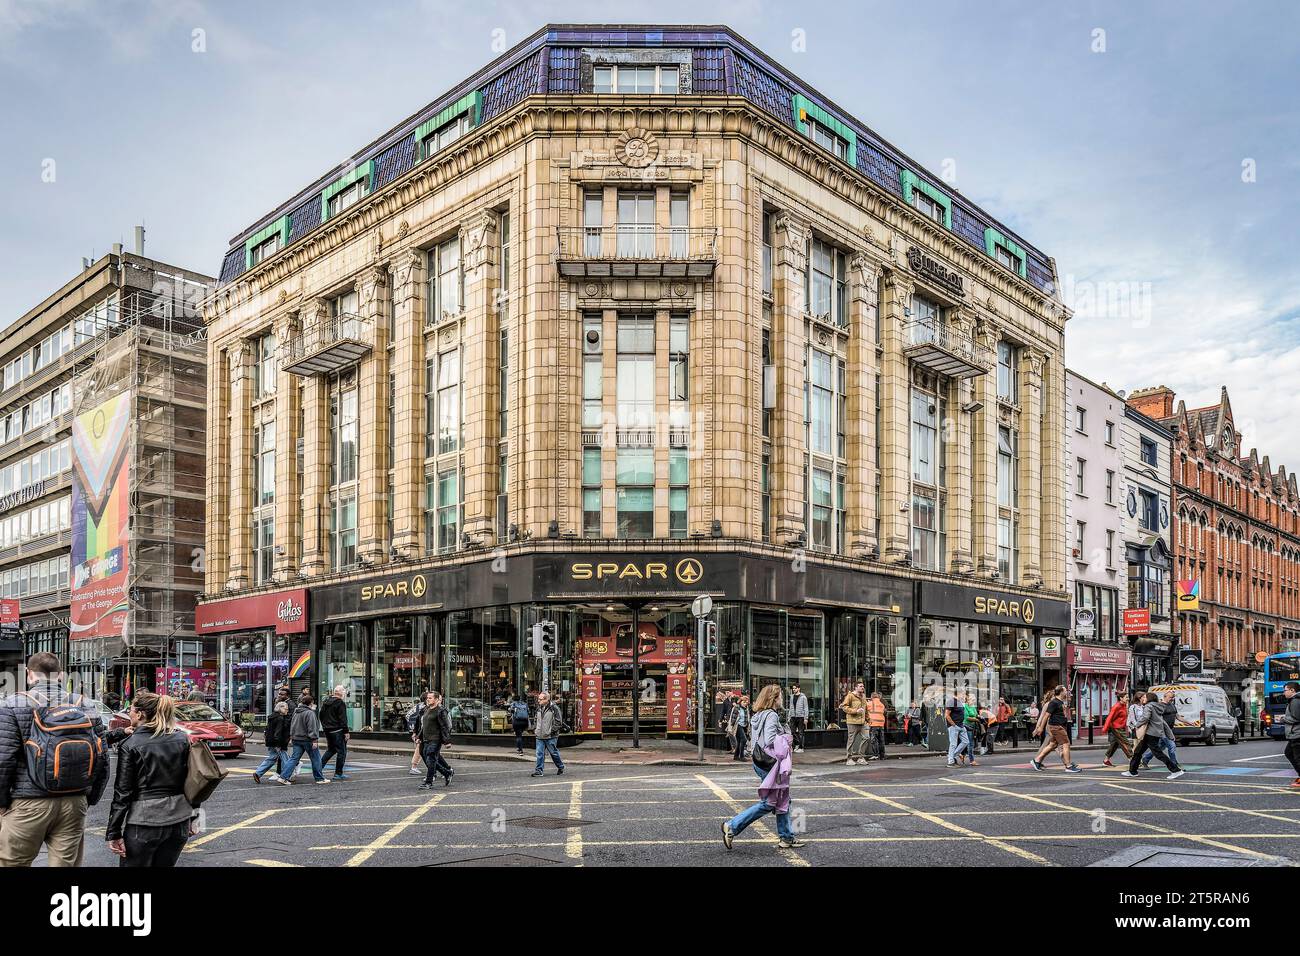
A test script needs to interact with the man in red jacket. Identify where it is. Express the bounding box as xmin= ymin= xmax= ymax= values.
xmin=1101 ymin=692 xmax=1134 ymax=766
